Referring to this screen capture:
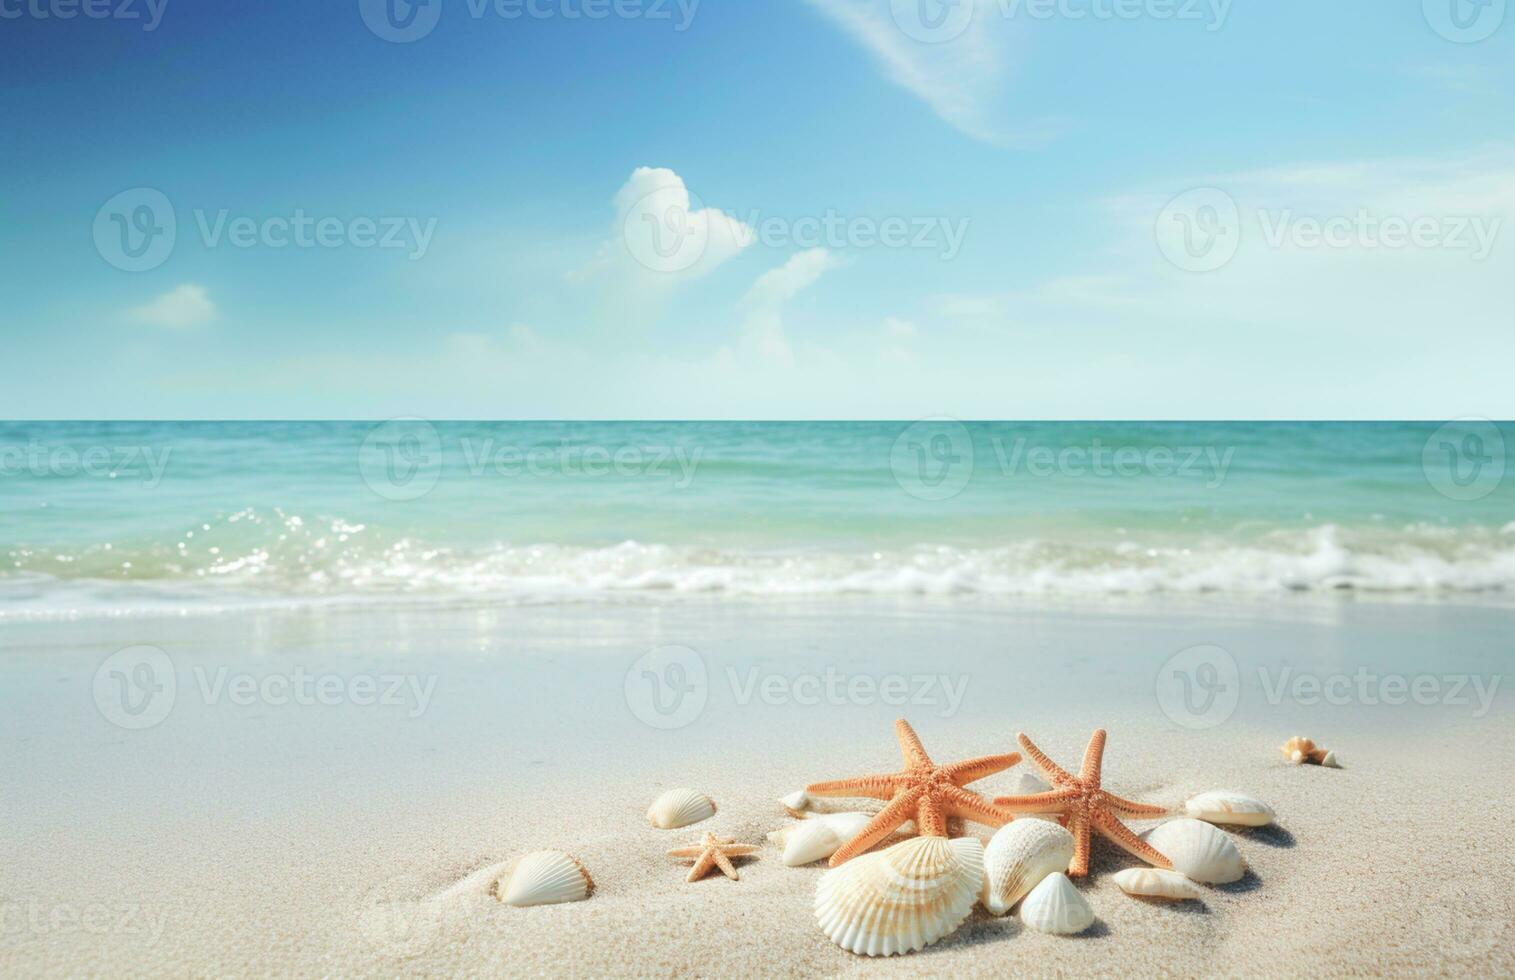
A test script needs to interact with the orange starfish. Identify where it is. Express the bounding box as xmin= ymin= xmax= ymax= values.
xmin=805 ymin=719 xmax=1020 ymax=867
xmin=993 ymin=729 xmax=1172 ymax=878
xmin=668 ymin=833 xmax=759 ymax=882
